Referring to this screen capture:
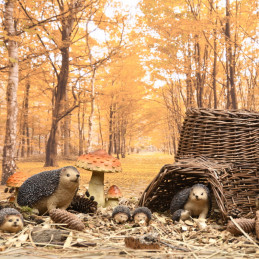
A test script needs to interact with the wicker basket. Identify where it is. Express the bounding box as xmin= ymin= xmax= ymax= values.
xmin=138 ymin=157 xmax=258 ymax=220
xmin=139 ymin=157 xmax=231 ymax=220
xmin=176 ymin=108 xmax=259 ymax=166
xmin=139 ymin=108 xmax=259 ymax=221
